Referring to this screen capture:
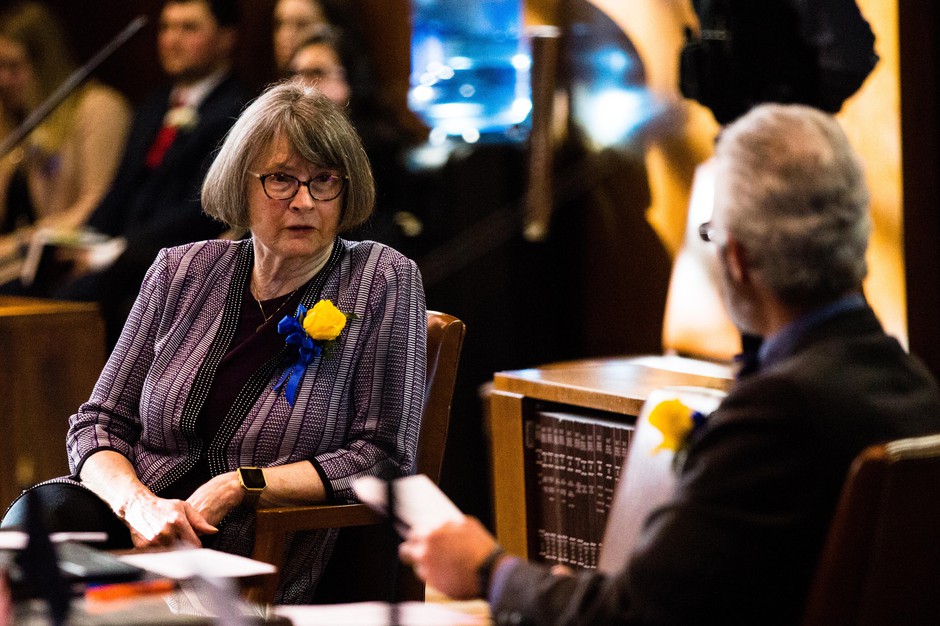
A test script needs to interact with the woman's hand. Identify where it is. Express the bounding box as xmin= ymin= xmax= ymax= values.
xmin=186 ymin=471 xmax=245 ymax=527
xmin=120 ymin=491 xmax=217 ymax=548
xmin=78 ymin=450 xmax=216 ymax=548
